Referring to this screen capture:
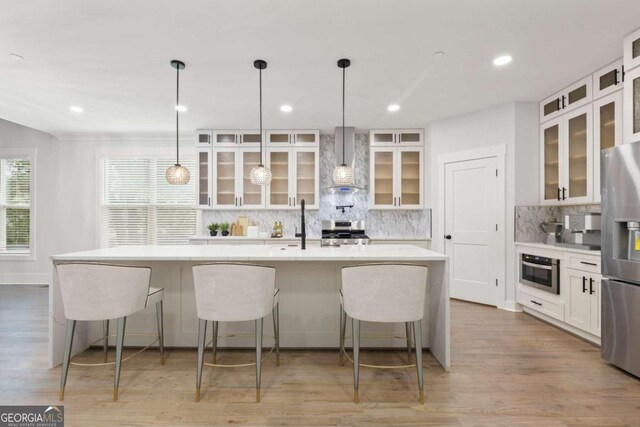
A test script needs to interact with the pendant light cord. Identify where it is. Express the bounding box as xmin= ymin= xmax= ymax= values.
xmin=259 ymin=67 xmax=263 ymax=166
xmin=176 ymin=65 xmax=180 ymax=165
xmin=342 ymin=65 xmax=346 ymax=166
